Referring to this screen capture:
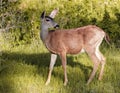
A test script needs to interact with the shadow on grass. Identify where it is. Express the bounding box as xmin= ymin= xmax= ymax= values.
xmin=0 ymin=51 xmax=92 ymax=93
xmin=1 ymin=51 xmax=92 ymax=76
xmin=2 ymin=51 xmax=91 ymax=68
xmin=67 ymin=56 xmax=92 ymax=81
